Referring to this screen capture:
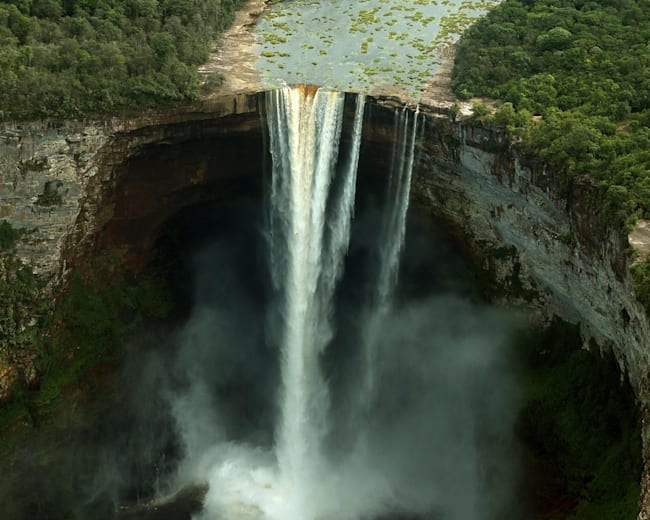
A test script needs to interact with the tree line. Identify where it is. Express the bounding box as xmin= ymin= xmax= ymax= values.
xmin=453 ymin=0 xmax=650 ymax=226
xmin=452 ymin=0 xmax=650 ymax=312
xmin=0 ymin=0 xmax=242 ymax=120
